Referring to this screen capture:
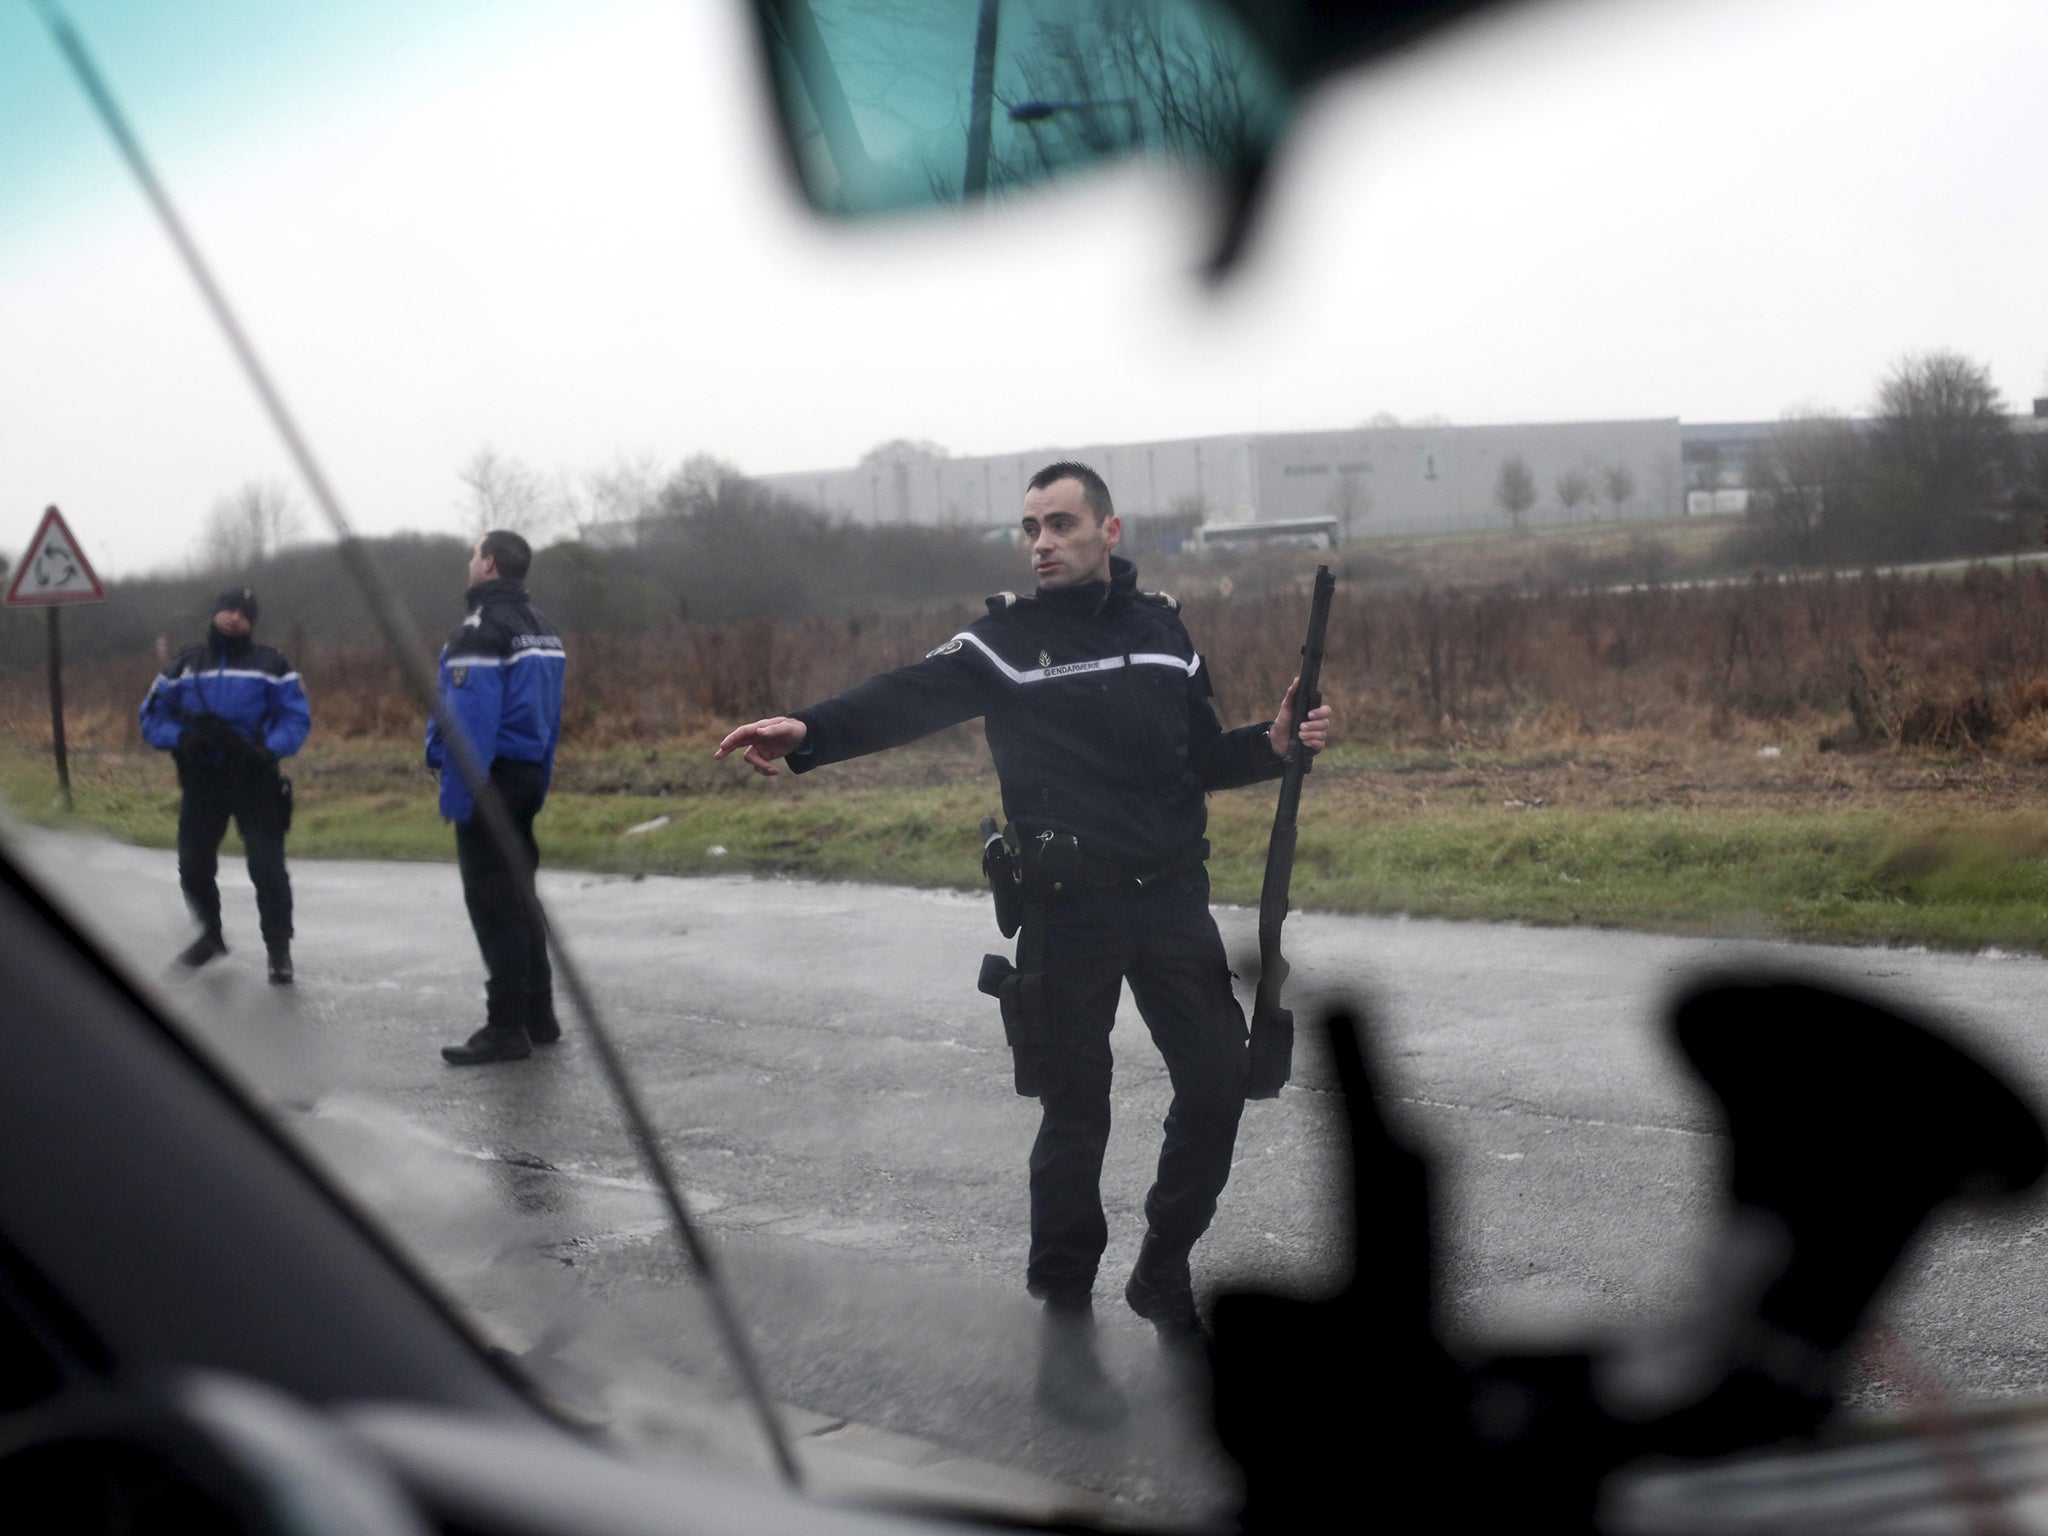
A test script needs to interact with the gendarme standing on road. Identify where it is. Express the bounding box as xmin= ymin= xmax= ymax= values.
xmin=139 ymin=586 xmax=310 ymax=984
xmin=427 ymin=531 xmax=568 ymax=1066
xmin=717 ymin=461 xmax=1332 ymax=1428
